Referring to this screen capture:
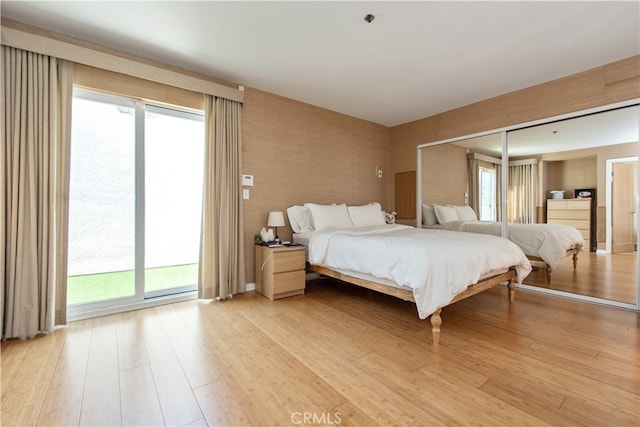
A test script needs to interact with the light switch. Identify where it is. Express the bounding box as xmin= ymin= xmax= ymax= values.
xmin=243 ymin=189 xmax=250 ymax=200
